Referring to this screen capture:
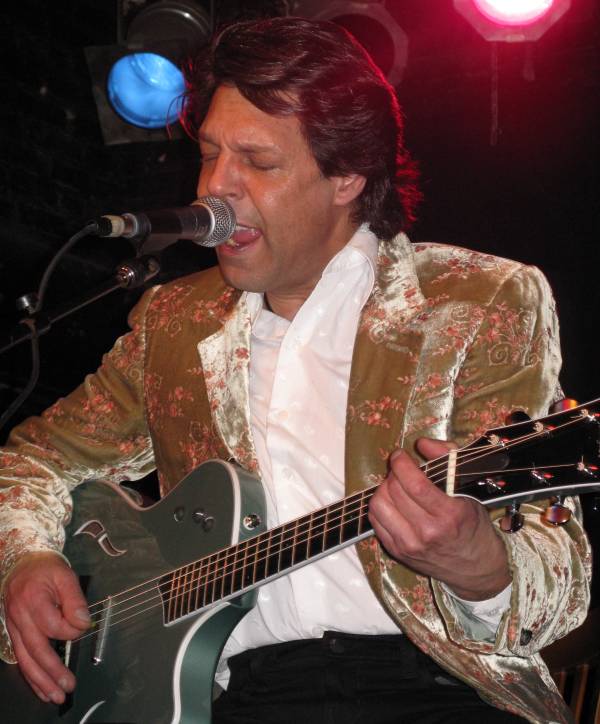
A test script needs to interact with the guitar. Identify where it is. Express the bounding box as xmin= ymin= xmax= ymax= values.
xmin=2 ymin=399 xmax=600 ymax=723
